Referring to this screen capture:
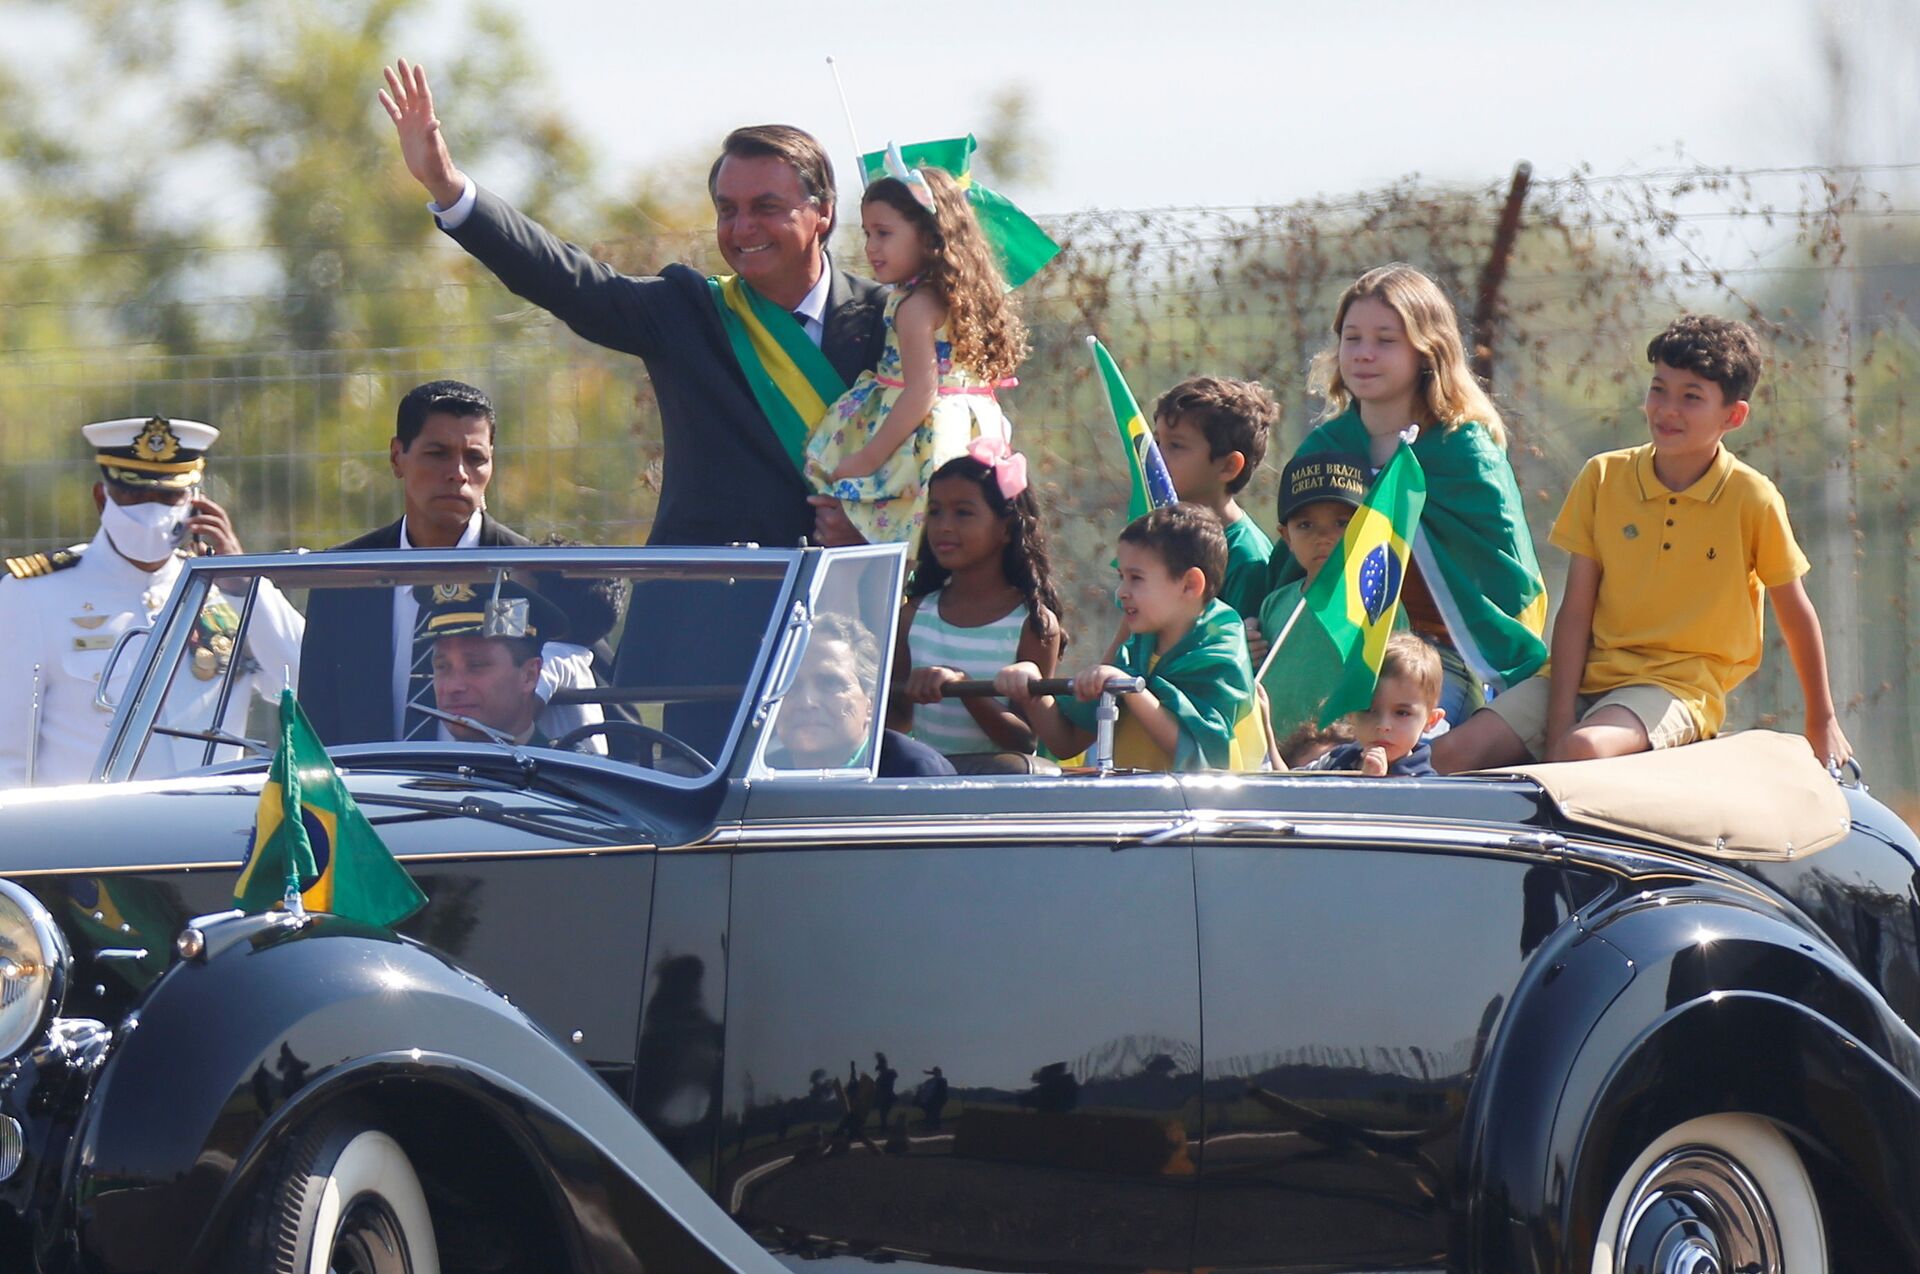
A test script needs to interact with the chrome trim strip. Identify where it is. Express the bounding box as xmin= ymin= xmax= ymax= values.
xmin=711 ymin=812 xmax=1569 ymax=853
xmin=0 ymin=842 xmax=661 ymax=878
xmin=718 ymin=815 xmax=1237 ymax=848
